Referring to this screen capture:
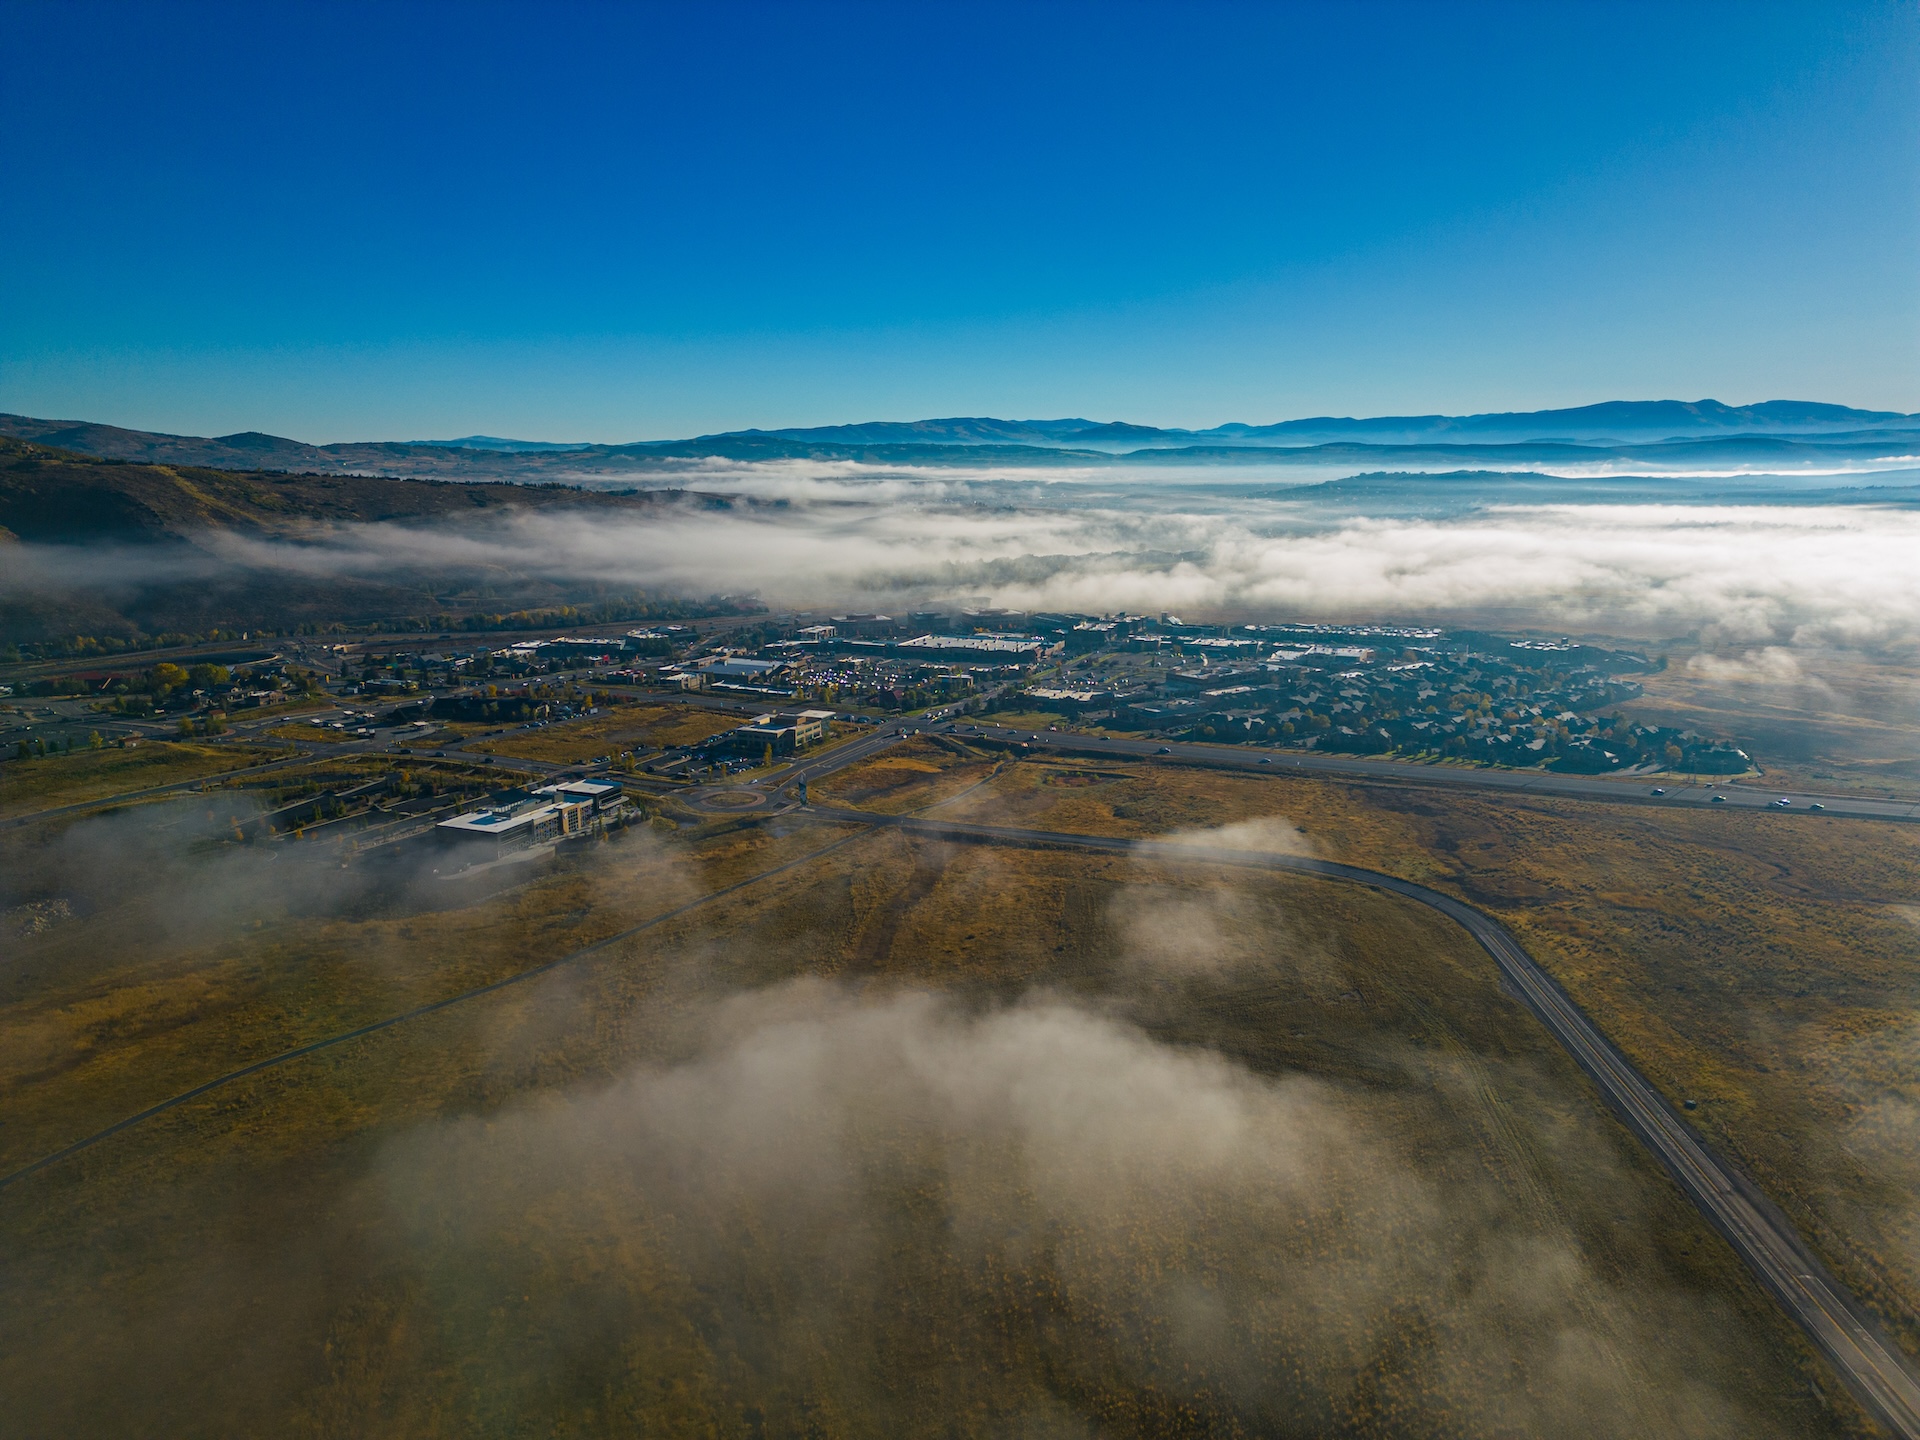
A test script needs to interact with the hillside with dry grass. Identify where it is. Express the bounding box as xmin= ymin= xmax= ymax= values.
xmin=0 ymin=790 xmax=1876 ymax=1436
